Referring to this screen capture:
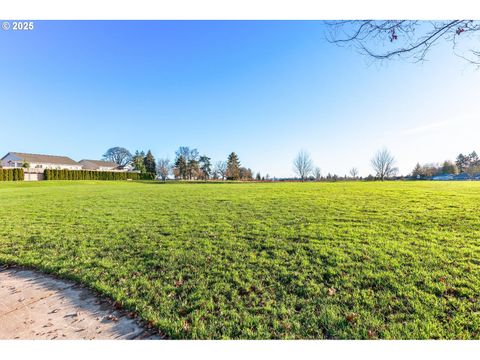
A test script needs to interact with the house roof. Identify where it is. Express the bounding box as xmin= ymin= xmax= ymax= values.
xmin=2 ymin=152 xmax=80 ymax=166
xmin=79 ymin=159 xmax=118 ymax=167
